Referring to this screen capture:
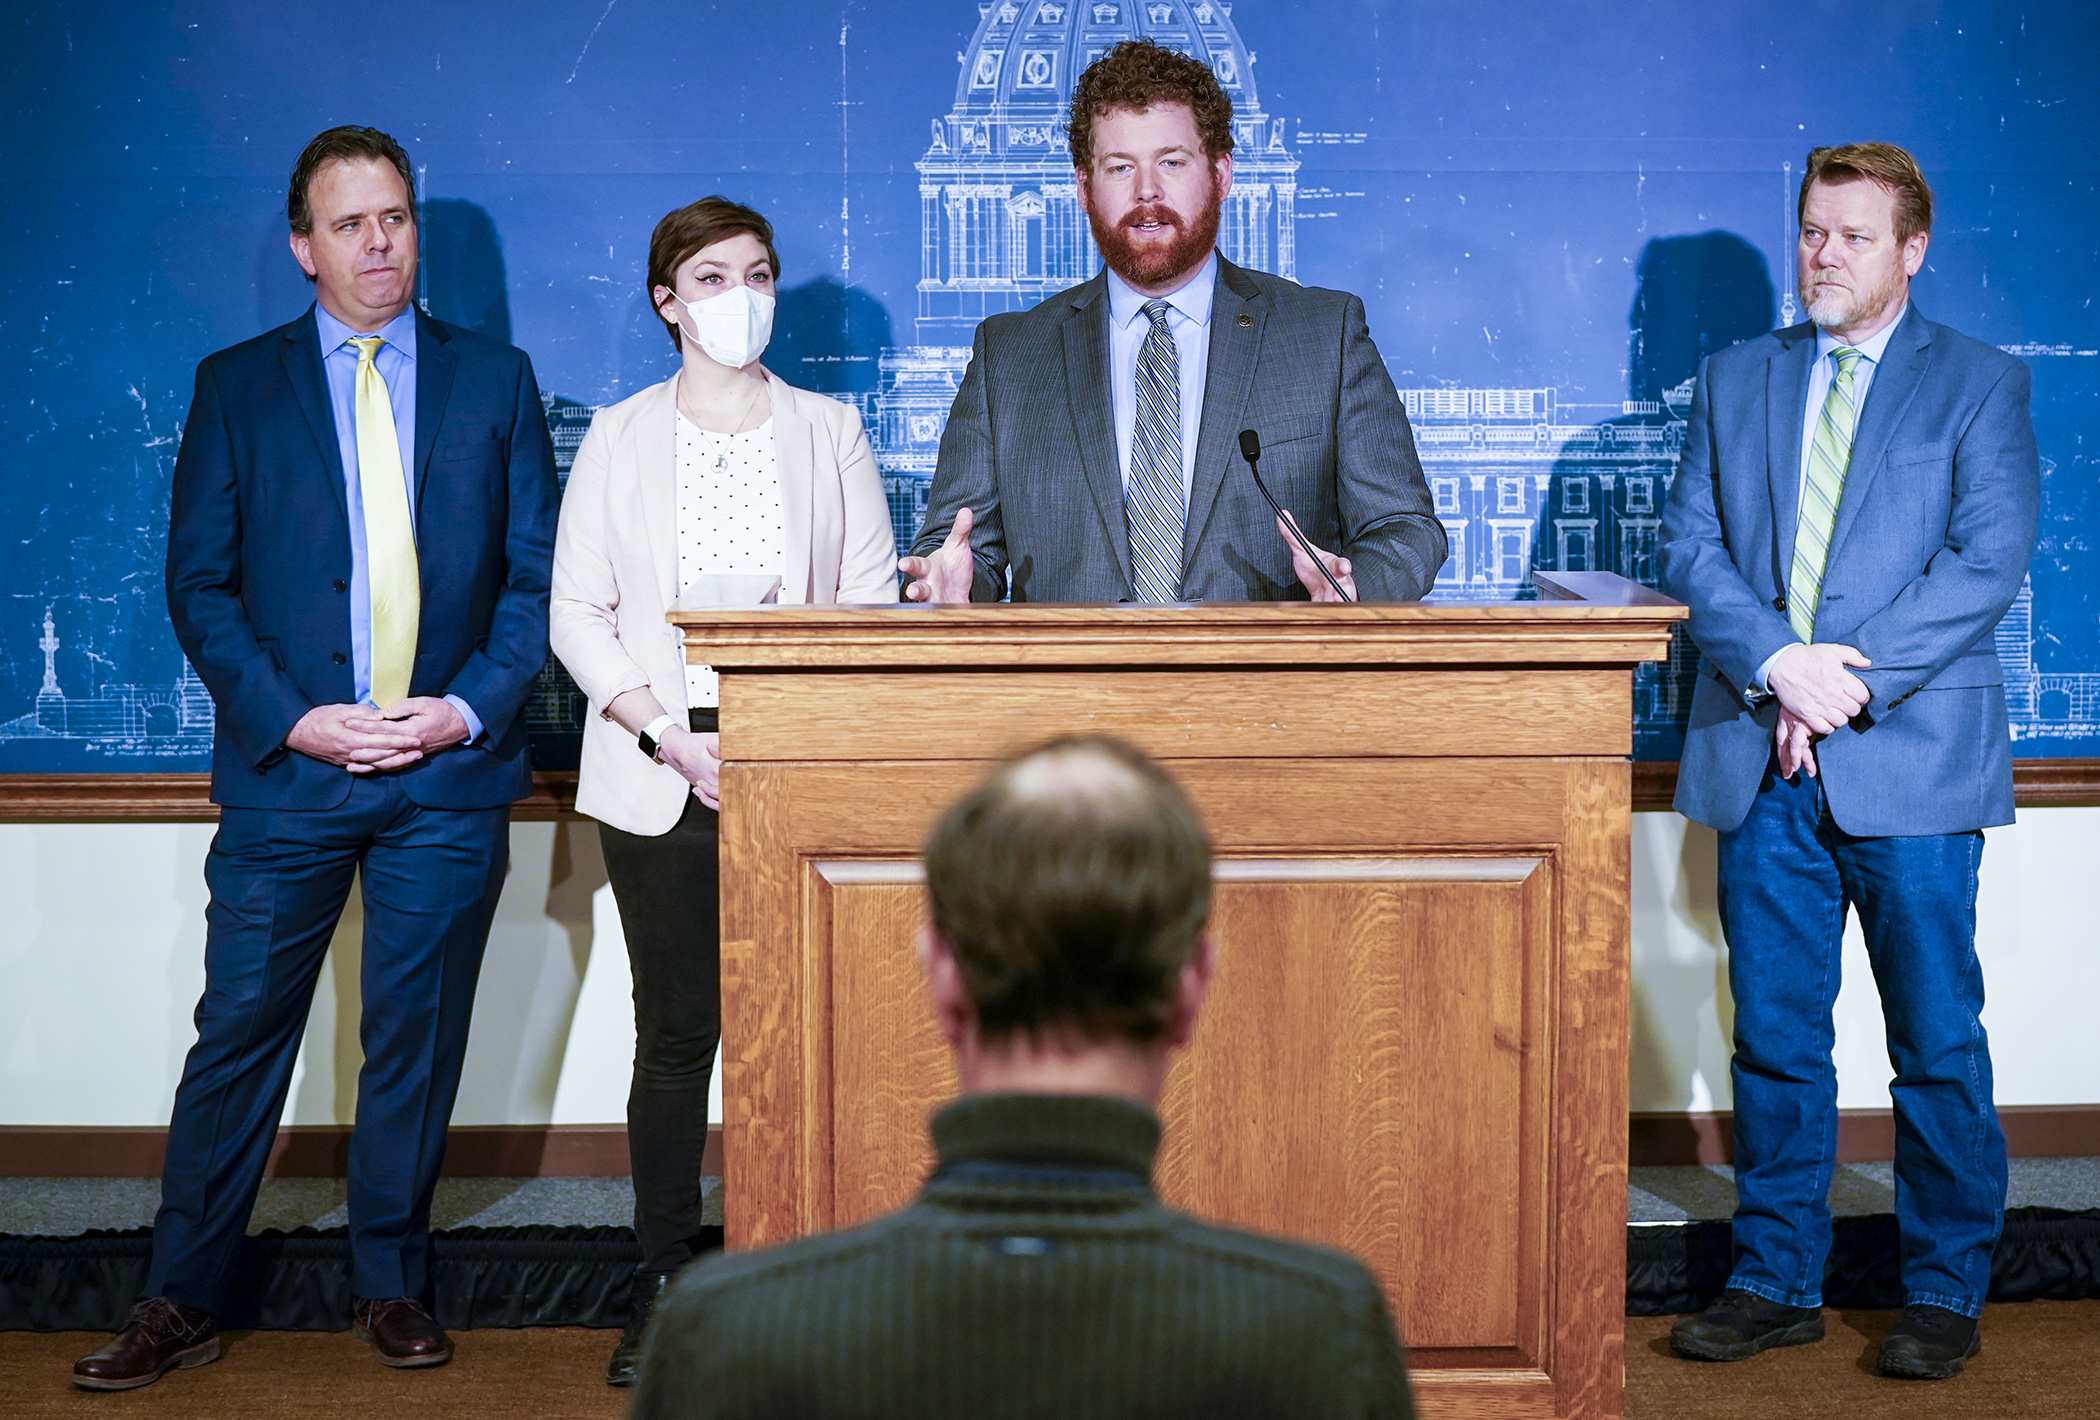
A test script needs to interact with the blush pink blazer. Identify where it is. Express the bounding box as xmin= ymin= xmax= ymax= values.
xmin=550 ymin=369 xmax=897 ymax=834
